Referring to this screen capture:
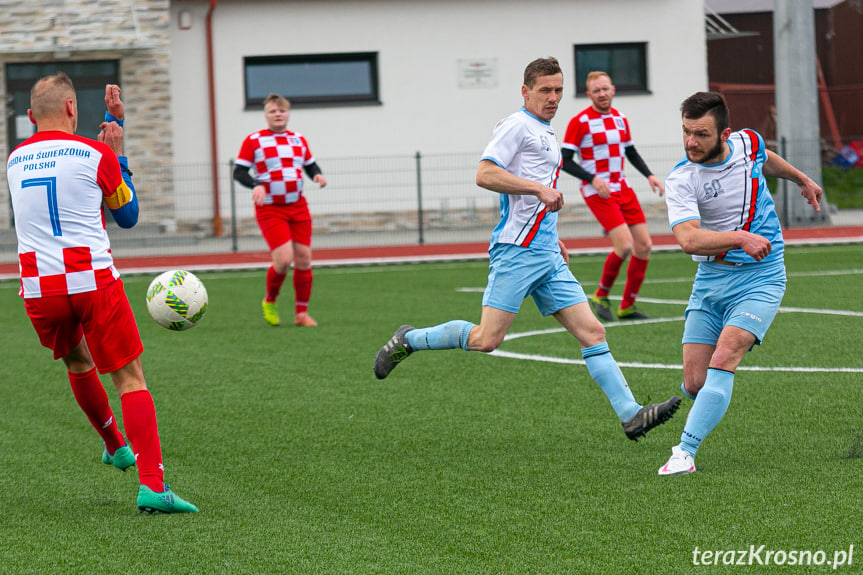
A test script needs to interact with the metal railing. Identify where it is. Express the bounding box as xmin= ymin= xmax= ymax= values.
xmin=1 ymin=143 xmax=861 ymax=264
